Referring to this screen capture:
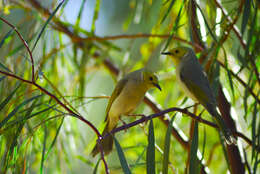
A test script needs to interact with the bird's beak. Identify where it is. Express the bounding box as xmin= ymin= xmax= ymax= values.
xmin=153 ymin=83 xmax=162 ymax=91
xmin=161 ymin=51 xmax=171 ymax=55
